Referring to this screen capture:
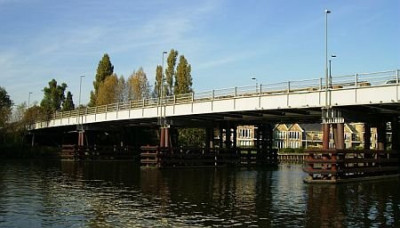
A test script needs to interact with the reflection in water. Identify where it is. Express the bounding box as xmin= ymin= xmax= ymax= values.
xmin=306 ymin=179 xmax=400 ymax=227
xmin=0 ymin=160 xmax=399 ymax=227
